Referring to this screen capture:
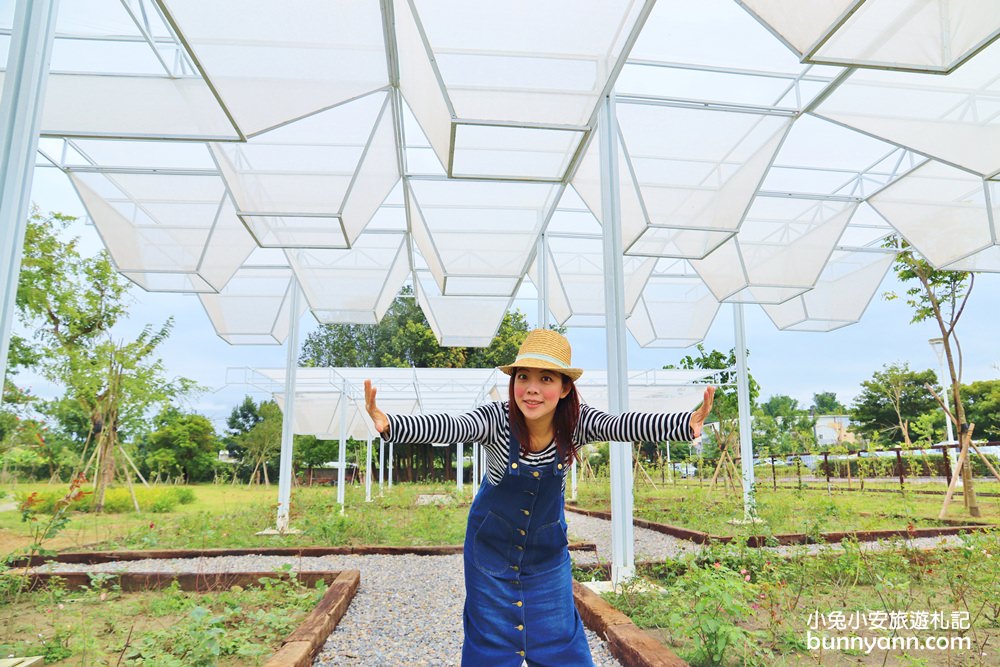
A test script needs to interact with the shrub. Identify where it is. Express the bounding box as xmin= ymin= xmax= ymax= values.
xmin=19 ymin=486 xmax=196 ymax=514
